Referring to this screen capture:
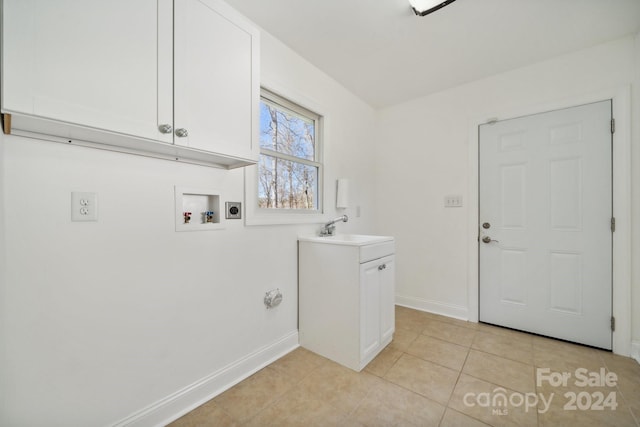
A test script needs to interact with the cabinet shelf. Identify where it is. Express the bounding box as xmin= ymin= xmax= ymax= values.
xmin=3 ymin=113 xmax=256 ymax=169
